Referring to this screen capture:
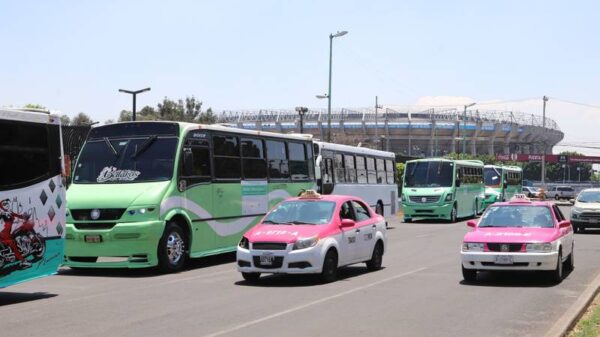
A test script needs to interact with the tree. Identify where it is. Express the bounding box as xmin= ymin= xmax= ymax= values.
xmin=395 ymin=162 xmax=405 ymax=193
xmin=24 ymin=103 xmax=46 ymax=110
xmin=104 ymin=119 xmax=115 ymax=125
xmin=198 ymin=107 xmax=217 ymax=124
xmin=71 ymin=112 xmax=94 ymax=126
xmin=59 ymin=114 xmax=71 ymax=126
xmin=118 ymin=110 xmax=132 ymax=122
